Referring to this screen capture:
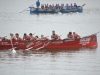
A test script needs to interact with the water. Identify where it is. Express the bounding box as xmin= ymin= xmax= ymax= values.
xmin=0 ymin=0 xmax=100 ymax=75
